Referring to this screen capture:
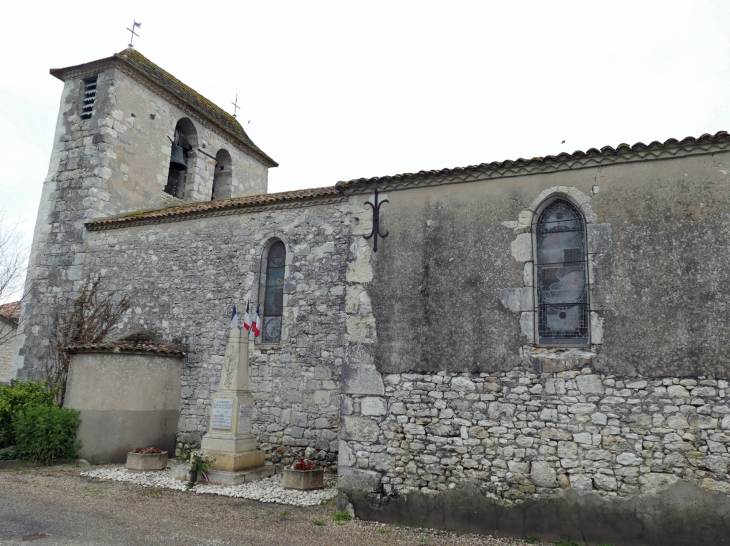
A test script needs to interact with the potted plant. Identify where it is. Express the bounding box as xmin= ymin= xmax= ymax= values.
xmin=282 ymin=459 xmax=324 ymax=490
xmin=126 ymin=446 xmax=168 ymax=473
xmin=187 ymin=453 xmax=216 ymax=489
